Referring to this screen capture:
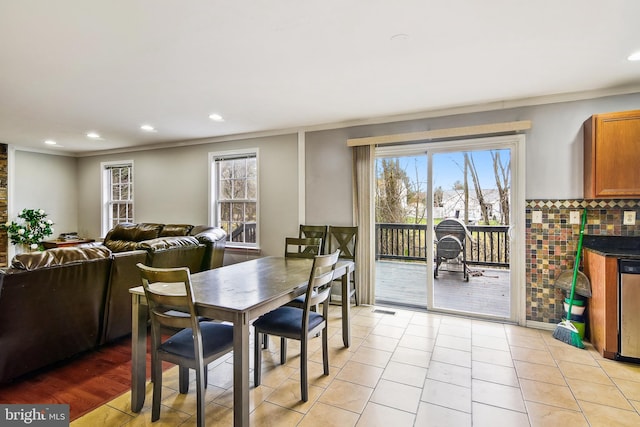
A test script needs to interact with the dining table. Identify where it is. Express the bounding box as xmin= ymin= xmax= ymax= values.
xmin=129 ymin=255 xmax=355 ymax=427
